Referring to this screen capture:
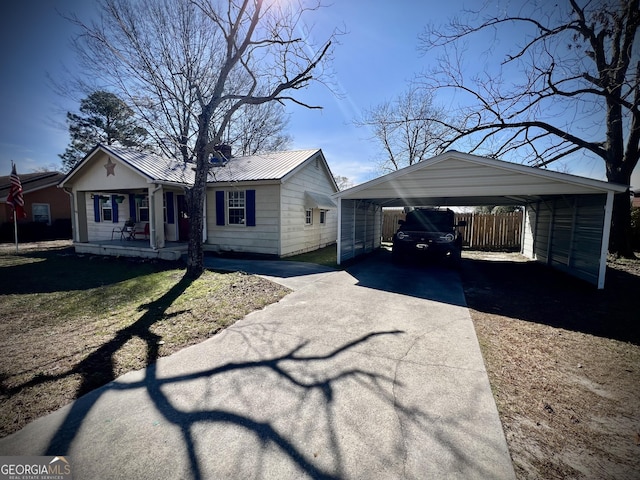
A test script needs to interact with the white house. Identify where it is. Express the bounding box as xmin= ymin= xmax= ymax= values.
xmin=58 ymin=144 xmax=338 ymax=260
